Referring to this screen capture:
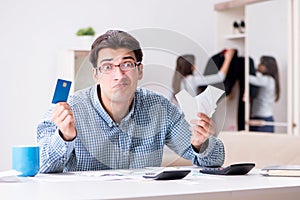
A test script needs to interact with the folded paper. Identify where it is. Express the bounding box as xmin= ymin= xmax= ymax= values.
xmin=175 ymin=85 xmax=224 ymax=123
